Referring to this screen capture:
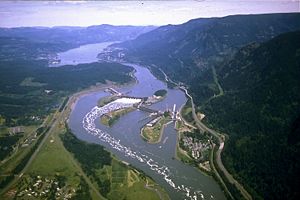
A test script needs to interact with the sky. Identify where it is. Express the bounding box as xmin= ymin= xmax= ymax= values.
xmin=0 ymin=0 xmax=299 ymax=27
